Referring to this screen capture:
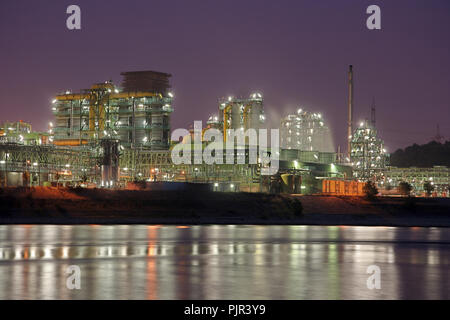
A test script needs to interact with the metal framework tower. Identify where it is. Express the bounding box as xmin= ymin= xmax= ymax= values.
xmin=350 ymin=120 xmax=387 ymax=181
